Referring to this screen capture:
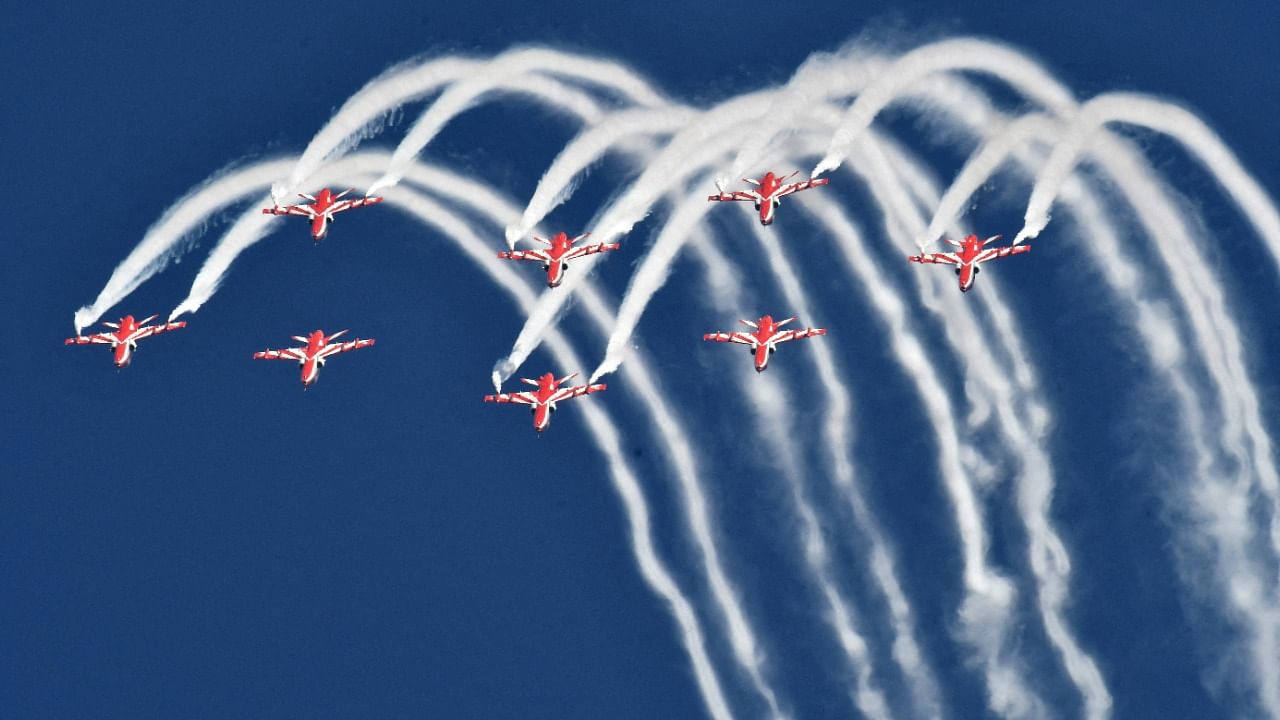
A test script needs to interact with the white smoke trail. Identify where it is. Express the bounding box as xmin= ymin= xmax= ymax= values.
xmin=372 ymin=182 xmax=735 ymax=720
xmin=73 ymin=159 xmax=295 ymax=333
xmin=730 ymin=211 xmax=944 ymax=718
xmin=387 ymin=165 xmax=789 ymax=718
xmin=867 ymin=127 xmax=1115 ymax=719
xmin=147 ymin=59 xmax=793 ymax=712
xmin=1015 ymin=92 xmax=1280 ymax=252
xmin=87 ymin=146 xmax=783 ymax=717
xmin=499 ymin=61 xmax=940 ymax=712
xmin=807 ymin=37 xmax=1277 ymax=711
xmin=811 ymin=38 xmax=1075 ymax=178
xmin=505 ymin=106 xmax=697 ymax=246
xmin=804 ymin=145 xmax=1048 ymax=716
xmin=723 ymin=48 xmax=886 ymax=186
xmin=565 ymin=93 xmax=1042 ymax=711
xmin=273 ymin=56 xmax=480 ymax=200
xmin=173 ymin=74 xmax=611 ymax=320
xmin=493 ymin=91 xmax=788 ymax=387
xmin=71 ymin=37 xmax=1280 ymax=717
xmin=539 ymin=59 xmax=1078 ymax=712
xmin=690 ymin=221 xmax=923 ymax=719
xmin=366 ymin=47 xmax=669 ymax=194
xmin=906 ymin=67 xmax=1278 ymax=716
xmin=915 ymin=112 xmax=1042 ymax=251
